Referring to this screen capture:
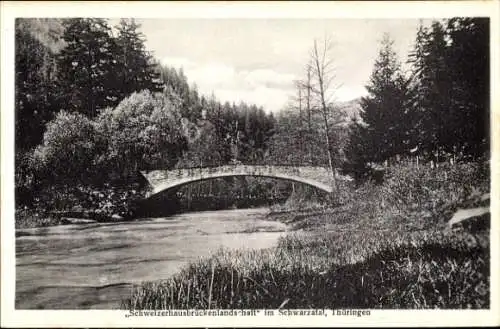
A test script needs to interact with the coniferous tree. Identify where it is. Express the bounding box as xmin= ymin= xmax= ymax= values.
xmin=405 ymin=22 xmax=429 ymax=154
xmin=56 ymin=18 xmax=118 ymax=118
xmin=408 ymin=18 xmax=489 ymax=161
xmin=409 ymin=21 xmax=454 ymax=160
xmin=160 ymin=66 xmax=202 ymax=122
xmin=15 ymin=19 xmax=60 ymax=149
xmin=445 ymin=17 xmax=489 ymax=158
xmin=344 ymin=33 xmax=412 ymax=179
xmin=114 ymin=19 xmax=163 ymax=100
